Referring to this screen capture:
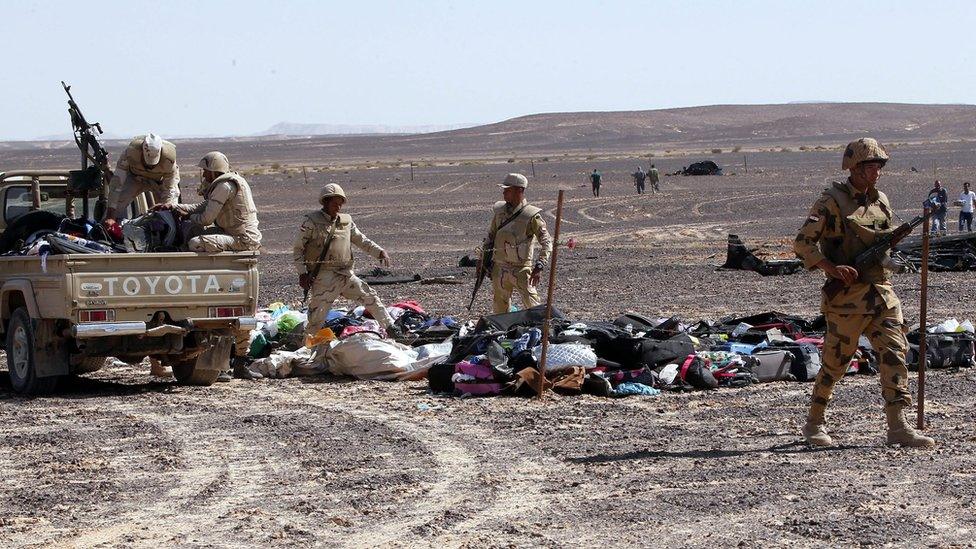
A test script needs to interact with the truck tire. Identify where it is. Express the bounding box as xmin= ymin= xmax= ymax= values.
xmin=172 ymin=361 xmax=221 ymax=386
xmin=4 ymin=308 xmax=59 ymax=395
